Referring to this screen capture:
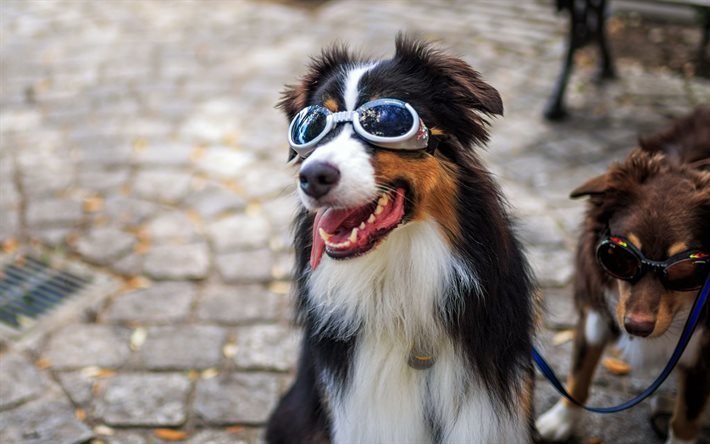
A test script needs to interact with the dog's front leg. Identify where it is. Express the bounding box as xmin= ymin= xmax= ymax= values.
xmin=536 ymin=308 xmax=611 ymax=441
xmin=667 ymin=334 xmax=710 ymax=444
xmin=265 ymin=340 xmax=332 ymax=444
